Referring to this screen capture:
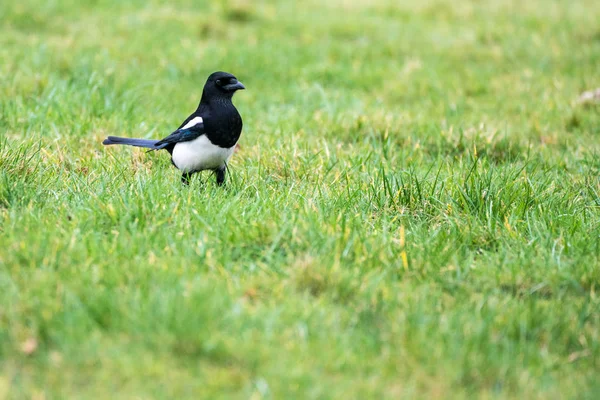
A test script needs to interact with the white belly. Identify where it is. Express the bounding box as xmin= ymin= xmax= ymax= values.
xmin=171 ymin=136 xmax=235 ymax=173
